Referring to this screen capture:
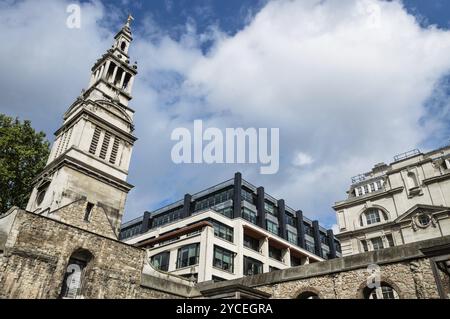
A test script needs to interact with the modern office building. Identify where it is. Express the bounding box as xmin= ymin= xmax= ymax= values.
xmin=120 ymin=173 xmax=341 ymax=282
xmin=334 ymin=145 xmax=450 ymax=257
